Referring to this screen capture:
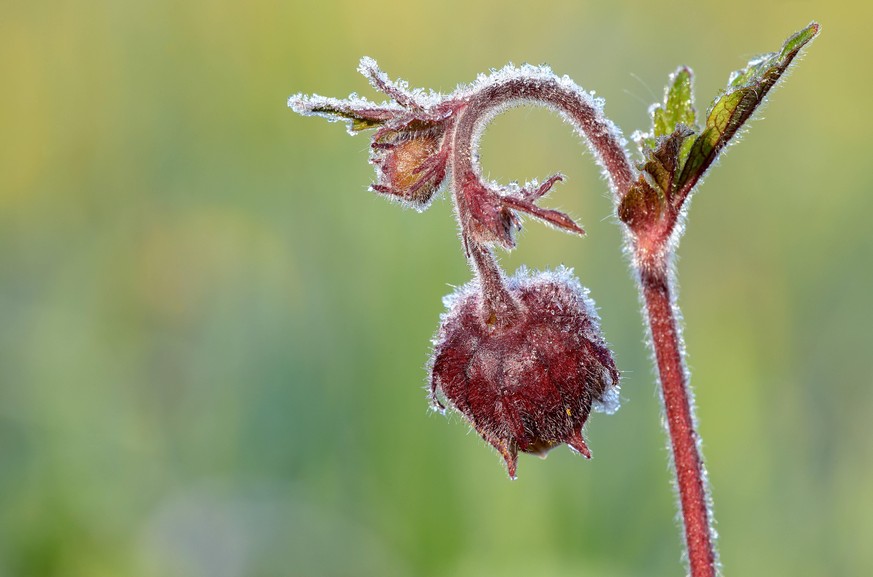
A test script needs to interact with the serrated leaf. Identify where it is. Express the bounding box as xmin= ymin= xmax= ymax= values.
xmin=728 ymin=23 xmax=819 ymax=89
xmin=675 ymin=22 xmax=820 ymax=198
